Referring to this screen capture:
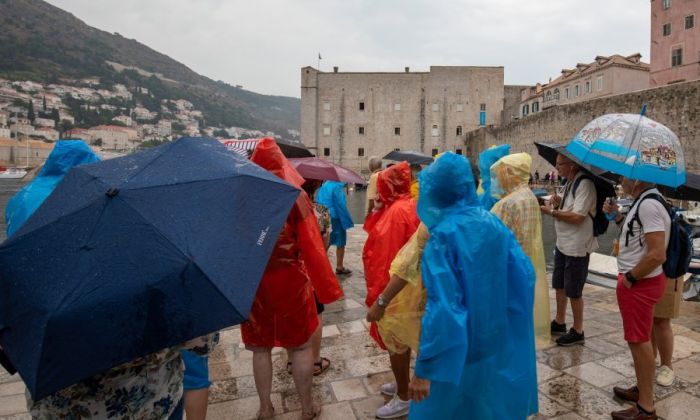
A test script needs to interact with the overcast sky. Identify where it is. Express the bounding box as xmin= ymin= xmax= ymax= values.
xmin=48 ymin=0 xmax=650 ymax=99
